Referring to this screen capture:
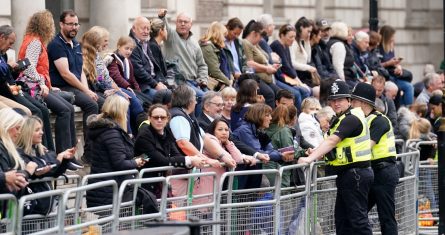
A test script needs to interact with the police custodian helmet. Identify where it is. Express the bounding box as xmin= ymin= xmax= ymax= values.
xmin=328 ymin=80 xmax=351 ymax=100
xmin=351 ymin=82 xmax=376 ymax=107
